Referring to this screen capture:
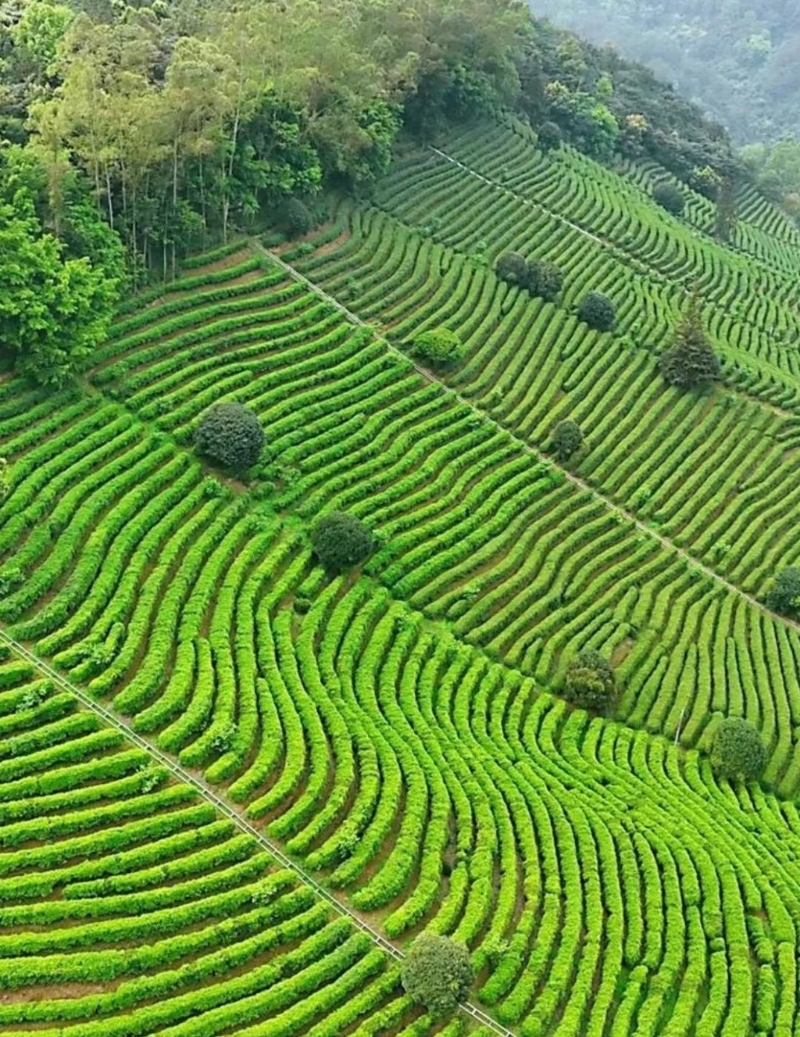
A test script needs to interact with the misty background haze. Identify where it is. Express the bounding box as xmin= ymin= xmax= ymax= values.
xmin=529 ymin=0 xmax=800 ymax=144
